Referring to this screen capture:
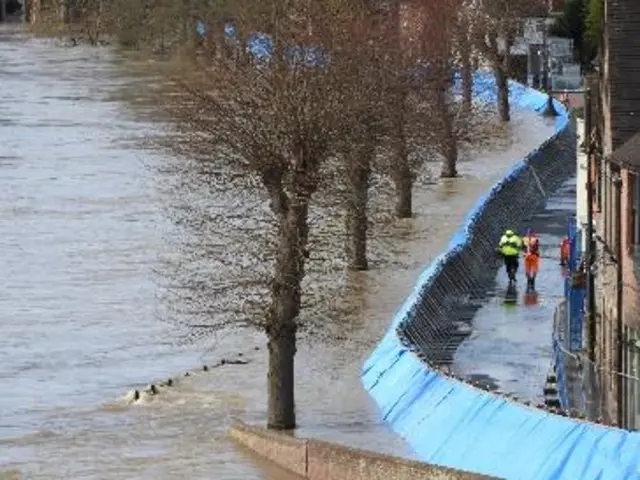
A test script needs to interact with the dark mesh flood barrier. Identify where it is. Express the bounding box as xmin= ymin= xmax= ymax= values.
xmin=398 ymin=121 xmax=577 ymax=367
